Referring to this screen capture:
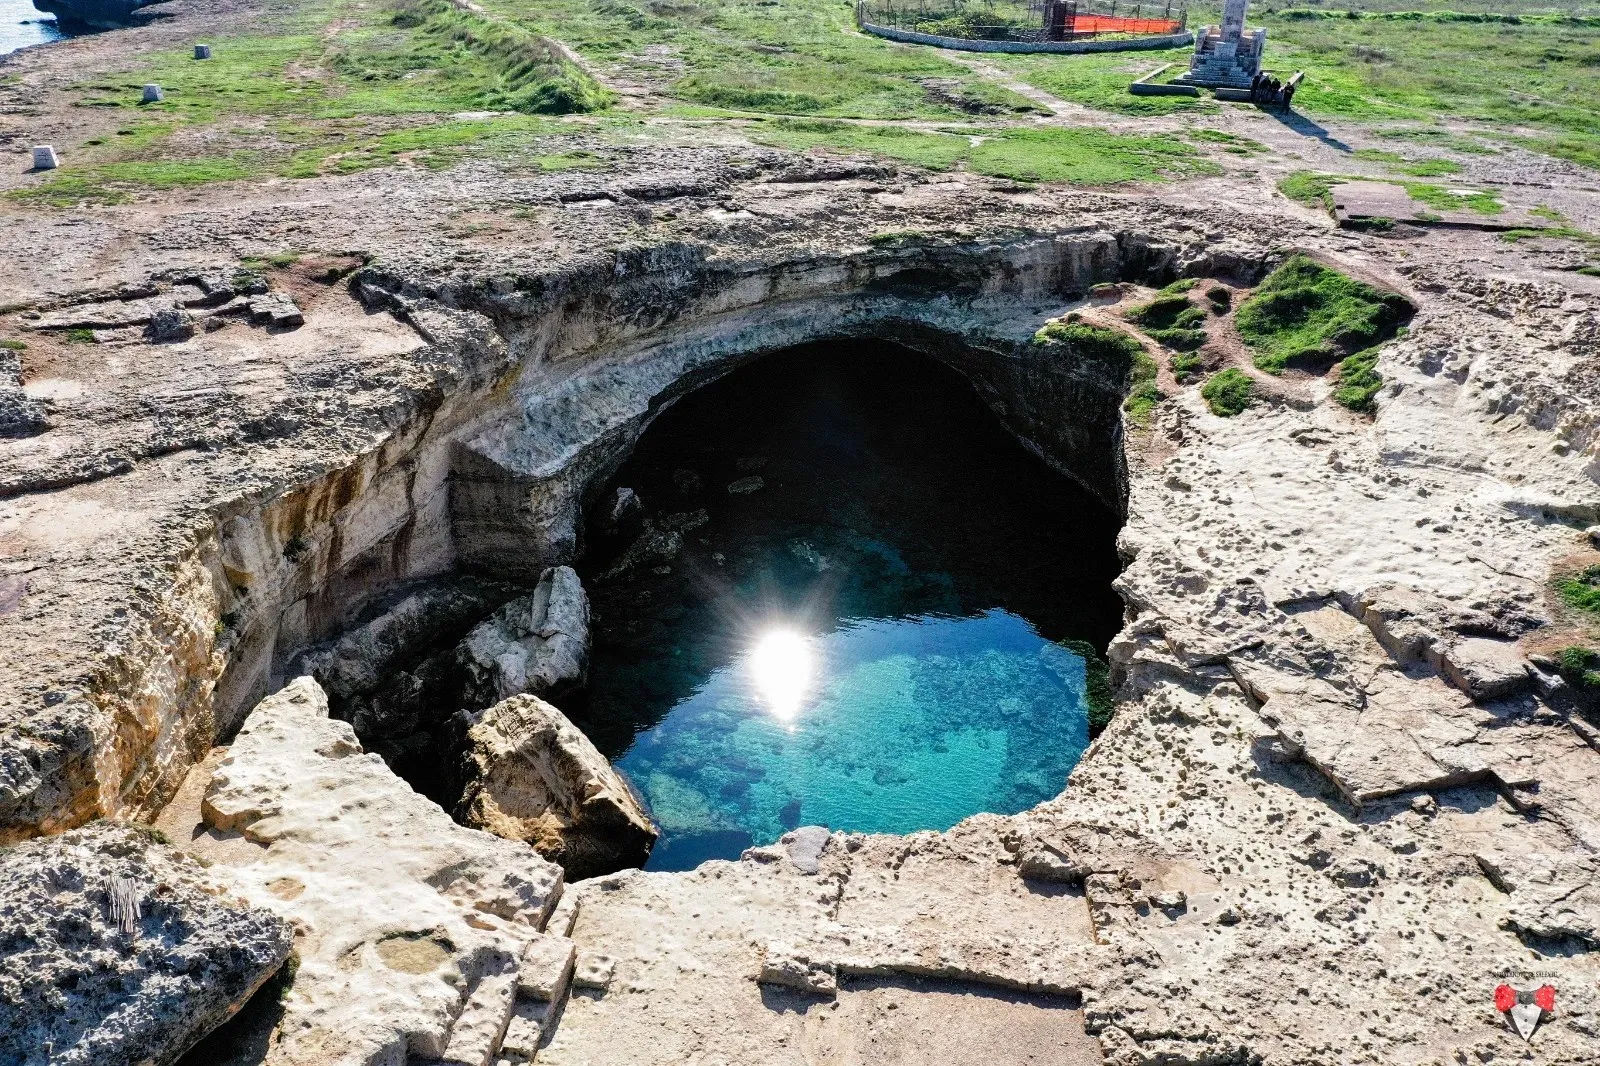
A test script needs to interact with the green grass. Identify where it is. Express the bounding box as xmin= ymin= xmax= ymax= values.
xmin=10 ymin=0 xmax=619 ymax=204
xmin=1236 ymin=254 xmax=1413 ymax=373
xmin=1201 ymin=368 xmax=1254 ymax=417
xmin=1400 ymin=181 xmax=1502 ymax=215
xmin=490 ymin=0 xmax=1037 ymax=120
xmin=1333 ymin=346 xmax=1384 ymax=412
xmin=0 ymin=339 xmax=26 ymax=351
xmin=1558 ymin=646 xmax=1600 ymax=693
xmin=992 ymin=49 xmax=1218 ymax=117
xmin=750 ymin=122 xmax=1215 ymax=185
xmin=1559 ymin=565 xmax=1600 ymax=617
xmin=1171 ymin=350 xmax=1203 ymax=383
xmin=1279 ymin=170 xmax=1344 ymax=213
xmin=1128 ymin=288 xmax=1208 ymax=351
xmin=1351 ymin=147 xmax=1463 ymax=176
xmin=1124 ymin=350 xmax=1163 ymax=424
xmin=1261 ymin=6 xmax=1600 ymax=151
